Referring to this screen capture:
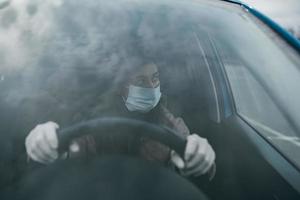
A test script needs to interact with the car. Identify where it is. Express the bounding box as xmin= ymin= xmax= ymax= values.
xmin=0 ymin=0 xmax=300 ymax=199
